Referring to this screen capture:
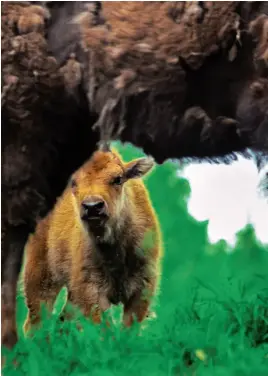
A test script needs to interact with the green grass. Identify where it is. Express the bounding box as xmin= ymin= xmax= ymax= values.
xmin=3 ymin=142 xmax=268 ymax=375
